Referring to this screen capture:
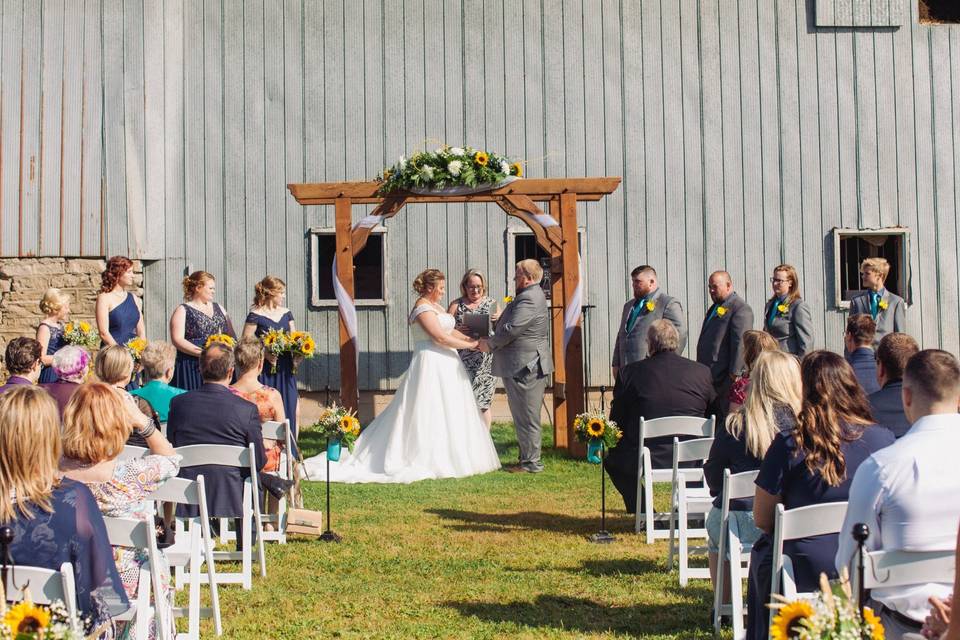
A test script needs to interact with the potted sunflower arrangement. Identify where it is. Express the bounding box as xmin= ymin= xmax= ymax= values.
xmin=573 ymin=410 xmax=622 ymax=464
xmin=769 ymin=570 xmax=884 ymax=640
xmin=308 ymin=403 xmax=361 ymax=462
